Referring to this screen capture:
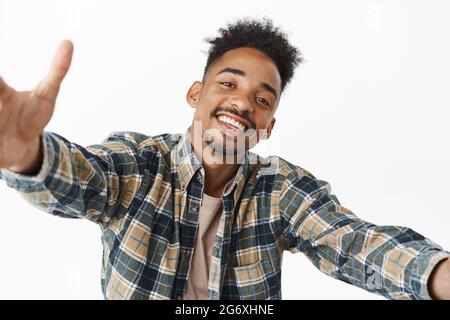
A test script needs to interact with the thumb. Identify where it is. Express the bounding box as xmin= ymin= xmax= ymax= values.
xmin=35 ymin=40 xmax=74 ymax=99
